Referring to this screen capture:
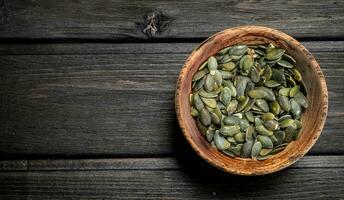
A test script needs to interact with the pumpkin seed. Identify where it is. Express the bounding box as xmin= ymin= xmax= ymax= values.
xmin=271 ymin=68 xmax=286 ymax=84
xmin=261 ymin=112 xmax=275 ymax=121
xmin=231 ymin=144 xmax=243 ymax=156
xmin=196 ymin=117 xmax=208 ymax=135
xmin=294 ymin=91 xmax=309 ymax=108
xmin=190 ymin=107 xmax=199 ymax=117
xmin=251 ymin=141 xmax=262 ymax=159
xmin=257 ymin=86 xmax=276 ymax=101
xmin=222 ymin=149 xmax=236 ymax=157
xmin=290 ymin=99 xmax=302 ymax=119
xmin=201 ymin=97 xmax=217 ymax=109
xmin=204 ymin=74 xmax=216 ymax=92
xmin=220 ymin=125 xmax=241 ymax=136
xmin=264 ymin=120 xmax=279 ymax=131
xmin=282 ymin=53 xmax=296 ymax=63
xmin=270 ymin=101 xmax=281 ymax=116
xmin=221 ymin=62 xmax=236 ymax=71
xmin=214 ymin=70 xmax=223 ymax=85
xmin=279 ymin=87 xmax=291 ymax=96
xmin=214 ymin=132 xmax=231 ymax=150
xmin=289 ymin=86 xmax=299 ymax=97
xmin=260 ymin=148 xmax=272 ymax=156
xmin=236 ymin=96 xmax=250 ymax=113
xmin=200 ymin=108 xmax=212 ymax=126
xmin=264 ymin=80 xmax=280 ymax=87
xmin=250 ymin=66 xmax=260 ymax=83
xmin=219 ymin=87 xmax=231 ymax=106
xmin=193 ymin=94 xmax=204 ymax=111
xmin=229 ymin=44 xmax=248 ymax=56
xmin=245 ymin=111 xmax=255 ymax=122
xmin=248 ymin=89 xmax=268 ymax=99
xmin=257 ymin=135 xmax=273 ymax=148
xmin=256 ymin=125 xmax=274 ymax=136
xmin=208 ymin=56 xmax=218 ymax=75
xmin=284 ymin=126 xmax=297 ymax=143
xmin=245 ymin=125 xmax=256 ymax=141
xmin=293 ymin=69 xmax=302 ymax=81
xmin=256 ymin=99 xmax=269 ymax=112
xmin=211 ymin=112 xmax=221 ymax=125
xmin=223 ymin=116 xmax=241 ymax=126
xmin=243 ymin=98 xmax=256 ymax=112
xmin=206 ymin=129 xmax=214 ymax=142
xmin=274 ymin=130 xmax=285 ymax=146
xmin=242 ymin=140 xmax=254 ymax=158
xmin=278 ymin=95 xmax=291 ymax=112
xmin=234 ymin=132 xmax=245 ymax=143
xmin=277 ymin=60 xmax=294 ymax=68
xmin=236 ymin=76 xmax=249 ymax=97
xmin=218 ymin=47 xmax=230 ymax=55
xmin=193 ymin=76 xmax=205 ymax=92
xmin=266 ymin=46 xmax=285 ymax=60
xmin=279 ymin=118 xmax=295 ymax=128
xmin=226 ymin=100 xmax=238 ymax=115
xmin=255 ymin=118 xmax=264 ymax=126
